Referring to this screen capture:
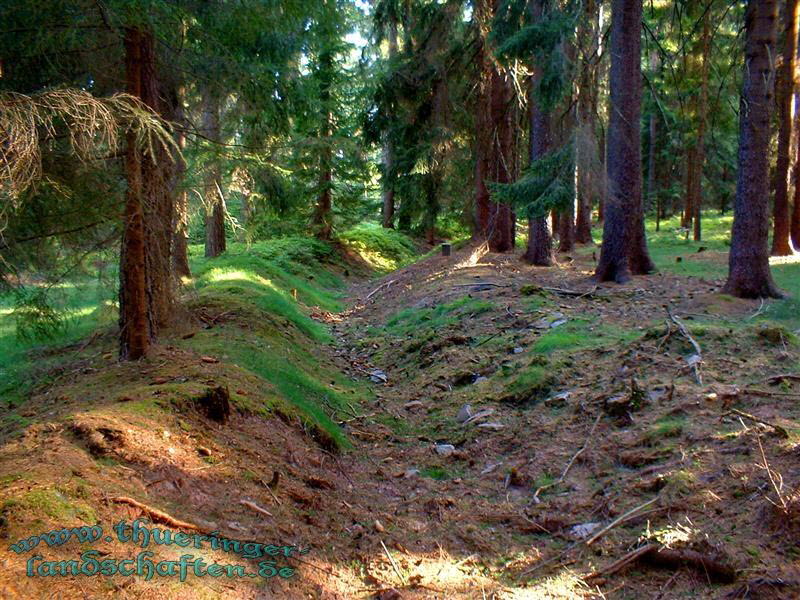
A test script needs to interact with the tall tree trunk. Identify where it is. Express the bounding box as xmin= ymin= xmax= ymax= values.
xmin=723 ymin=0 xmax=784 ymax=298
xmin=557 ymin=60 xmax=576 ymax=254
xmin=312 ymin=50 xmax=334 ymax=240
xmin=119 ymin=28 xmax=151 ymax=360
xmin=576 ymin=0 xmax=599 ymax=244
xmin=172 ymin=87 xmax=191 ymax=279
xmin=202 ymin=89 xmax=225 ymax=257
xmin=646 ymin=112 xmax=657 ymax=213
xmin=147 ymin=74 xmax=177 ymax=329
xmin=691 ymin=10 xmax=712 ymax=242
xmin=773 ymin=0 xmax=799 ymax=254
xmin=524 ymin=76 xmax=555 ymax=266
xmin=473 ymin=0 xmax=514 ymax=251
xmin=382 ymin=18 xmax=399 ymax=229
xmin=595 ymin=0 xmax=655 ymax=283
xmin=486 ymin=62 xmax=515 ymax=252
